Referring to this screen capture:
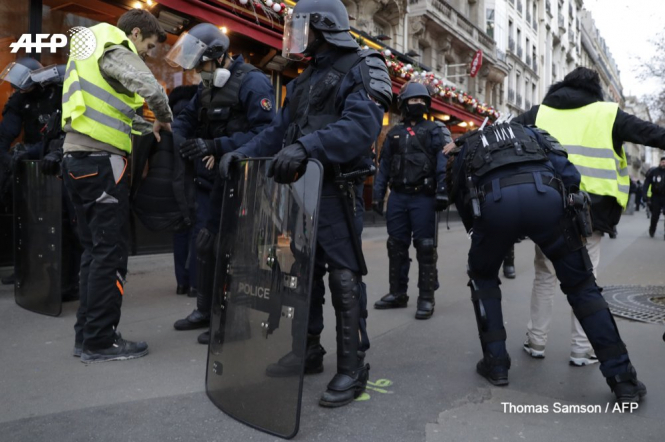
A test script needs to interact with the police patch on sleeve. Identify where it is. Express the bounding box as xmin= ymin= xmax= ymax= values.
xmin=260 ymin=98 xmax=273 ymax=111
